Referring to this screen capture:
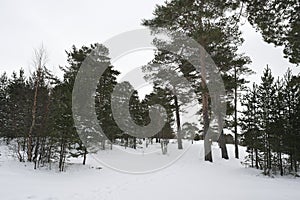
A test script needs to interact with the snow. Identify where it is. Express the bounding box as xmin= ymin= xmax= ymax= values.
xmin=0 ymin=141 xmax=300 ymax=200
